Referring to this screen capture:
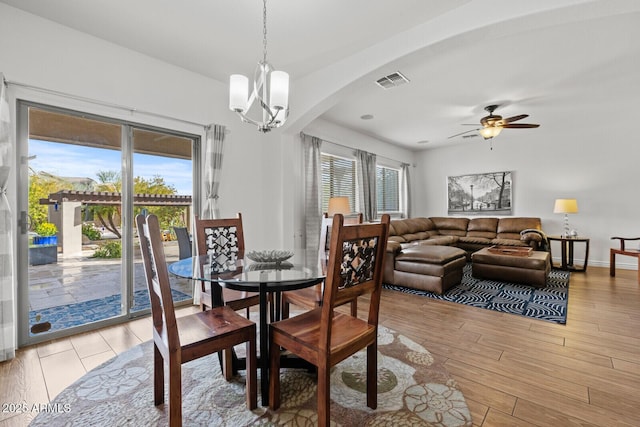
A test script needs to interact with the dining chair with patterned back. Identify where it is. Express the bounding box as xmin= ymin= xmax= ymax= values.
xmin=269 ymin=214 xmax=390 ymax=426
xmin=280 ymin=212 xmax=363 ymax=319
xmin=136 ymin=214 xmax=257 ymax=426
xmin=194 ymin=213 xmax=260 ymax=315
xmin=194 ymin=213 xmax=262 ymax=379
